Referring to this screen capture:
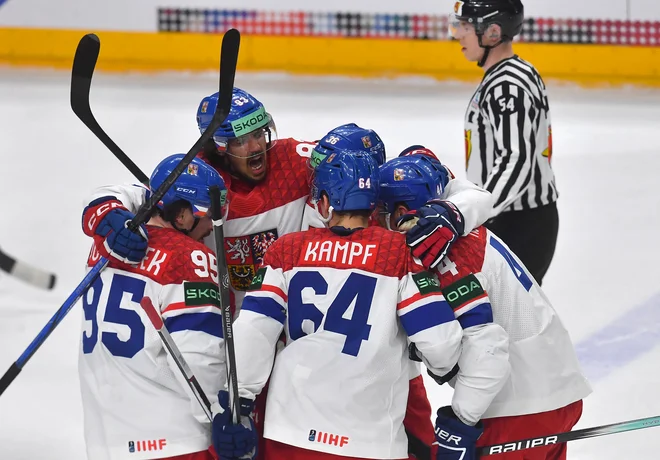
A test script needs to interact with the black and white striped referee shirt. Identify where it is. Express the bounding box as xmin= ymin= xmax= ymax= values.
xmin=464 ymin=55 xmax=558 ymax=216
